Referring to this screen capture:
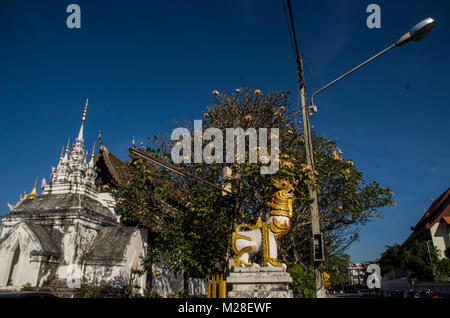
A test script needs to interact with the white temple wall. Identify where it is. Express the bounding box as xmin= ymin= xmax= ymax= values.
xmin=0 ymin=224 xmax=42 ymax=288
xmin=150 ymin=264 xmax=206 ymax=297
xmin=81 ymin=228 xmax=148 ymax=295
